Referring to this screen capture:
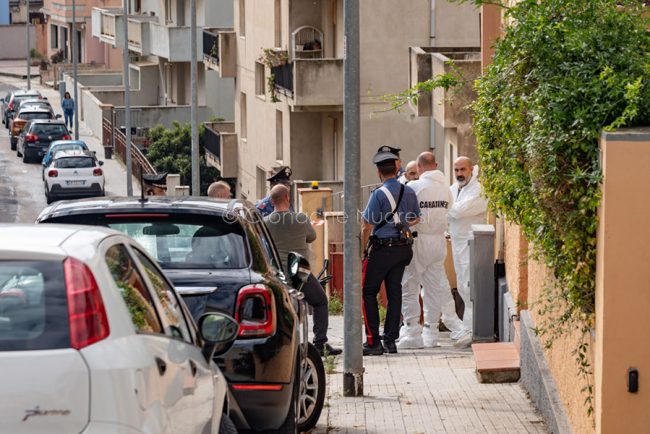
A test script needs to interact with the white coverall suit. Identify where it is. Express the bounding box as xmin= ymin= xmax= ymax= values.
xmin=448 ymin=165 xmax=488 ymax=332
xmin=398 ymin=170 xmax=465 ymax=348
